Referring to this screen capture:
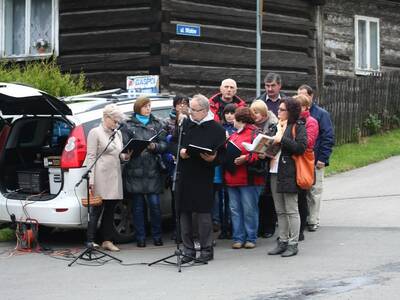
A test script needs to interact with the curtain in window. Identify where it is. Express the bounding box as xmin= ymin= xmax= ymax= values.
xmin=4 ymin=0 xmax=26 ymax=56
xmin=357 ymin=20 xmax=367 ymax=70
xmin=30 ymin=0 xmax=52 ymax=54
xmin=370 ymin=22 xmax=378 ymax=70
